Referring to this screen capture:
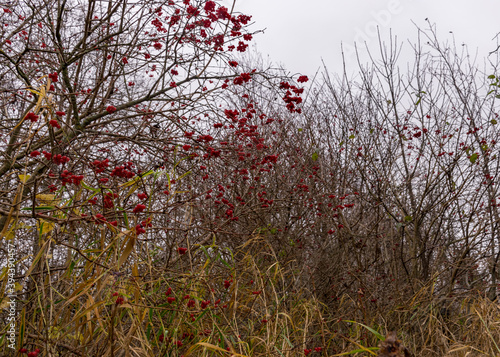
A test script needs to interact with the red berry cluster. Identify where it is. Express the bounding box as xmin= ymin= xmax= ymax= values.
xmin=25 ymin=112 xmax=39 ymax=122
xmin=52 ymin=154 xmax=70 ymax=165
xmin=233 ymin=72 xmax=253 ymax=85
xmin=48 ymin=72 xmax=58 ymax=82
xmin=112 ymin=292 xmax=124 ymax=305
xmin=48 ymin=119 xmax=61 ymax=129
xmin=200 ymin=300 xmax=210 ymax=309
xmin=94 ymin=213 xmax=107 ymax=224
xmin=19 ymin=348 xmax=41 ymax=357
xmin=133 ymin=203 xmax=146 ymax=213
xmin=104 ymin=192 xmax=117 ymax=208
xmin=110 ymin=163 xmax=135 ymax=178
xmin=279 ymin=81 xmax=305 ymax=113
xmin=60 ymin=170 xmax=83 ymax=186
xmin=91 ymin=158 xmax=110 ymax=173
